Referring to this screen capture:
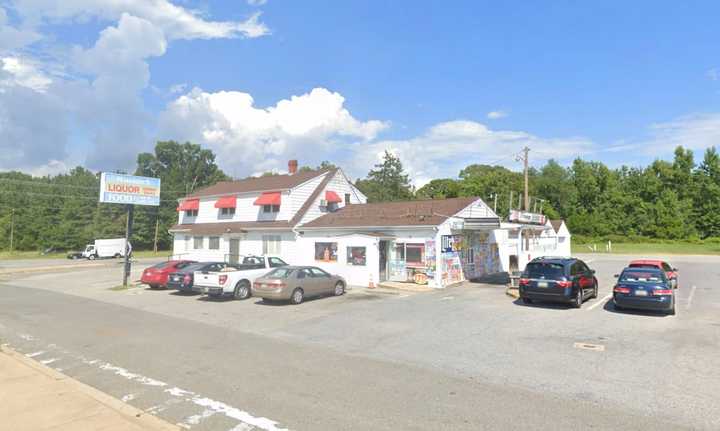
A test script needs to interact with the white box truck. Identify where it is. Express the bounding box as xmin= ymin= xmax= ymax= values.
xmin=82 ymin=238 xmax=132 ymax=260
